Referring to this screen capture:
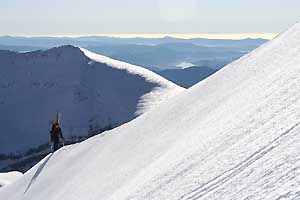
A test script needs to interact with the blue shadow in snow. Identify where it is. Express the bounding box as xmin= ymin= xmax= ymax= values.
xmin=24 ymin=153 xmax=53 ymax=193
